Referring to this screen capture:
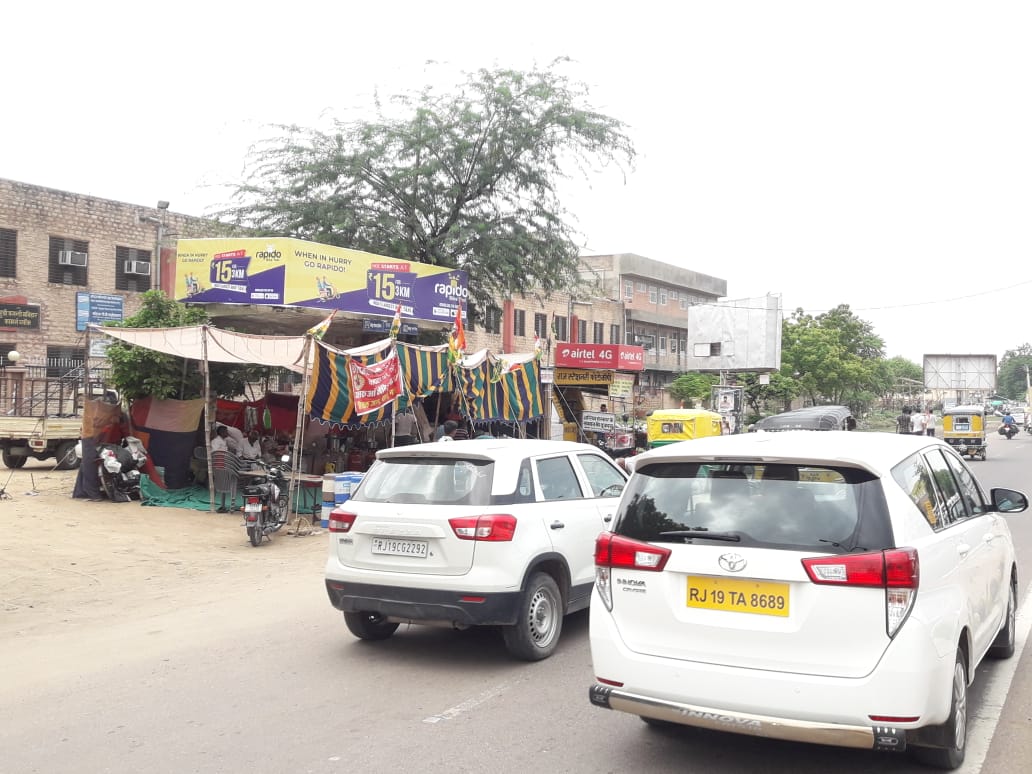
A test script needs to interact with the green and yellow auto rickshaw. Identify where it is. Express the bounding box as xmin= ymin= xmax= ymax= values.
xmin=646 ymin=409 xmax=724 ymax=448
xmin=942 ymin=404 xmax=987 ymax=460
